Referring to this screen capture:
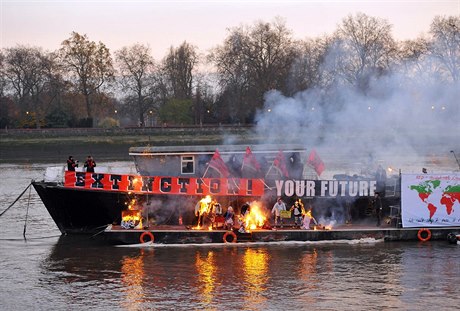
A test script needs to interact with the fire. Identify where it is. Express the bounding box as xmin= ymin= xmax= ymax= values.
xmin=121 ymin=210 xmax=142 ymax=229
xmin=200 ymin=195 xmax=212 ymax=215
xmin=125 ymin=198 xmax=137 ymax=210
xmin=192 ymin=195 xmax=213 ymax=230
xmin=243 ymin=202 xmax=267 ymax=232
